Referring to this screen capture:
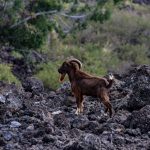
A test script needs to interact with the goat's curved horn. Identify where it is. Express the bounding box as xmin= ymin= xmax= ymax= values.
xmin=67 ymin=58 xmax=82 ymax=69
